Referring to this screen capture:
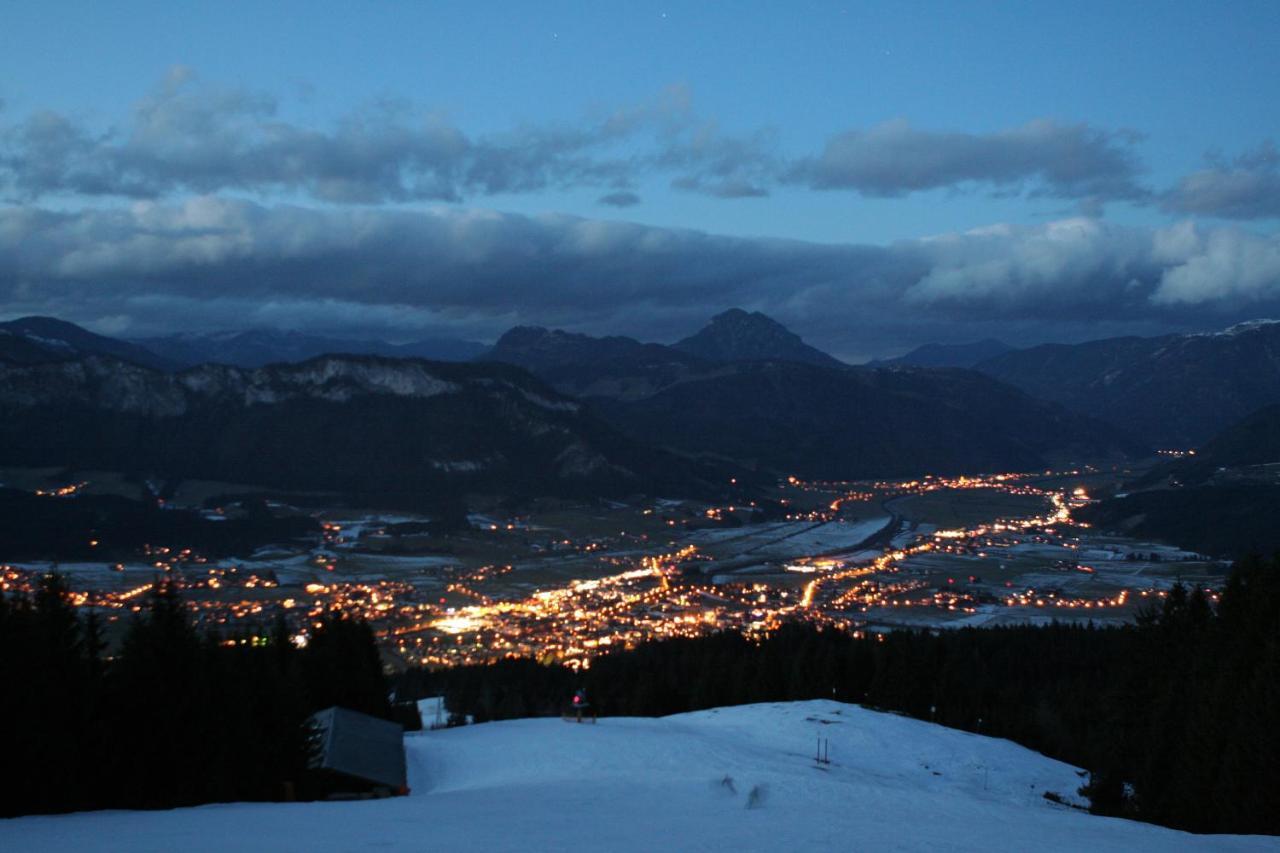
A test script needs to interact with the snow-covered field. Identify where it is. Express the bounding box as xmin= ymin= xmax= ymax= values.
xmin=688 ymin=518 xmax=890 ymax=560
xmin=751 ymin=517 xmax=890 ymax=558
xmin=4 ymin=701 xmax=1273 ymax=852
